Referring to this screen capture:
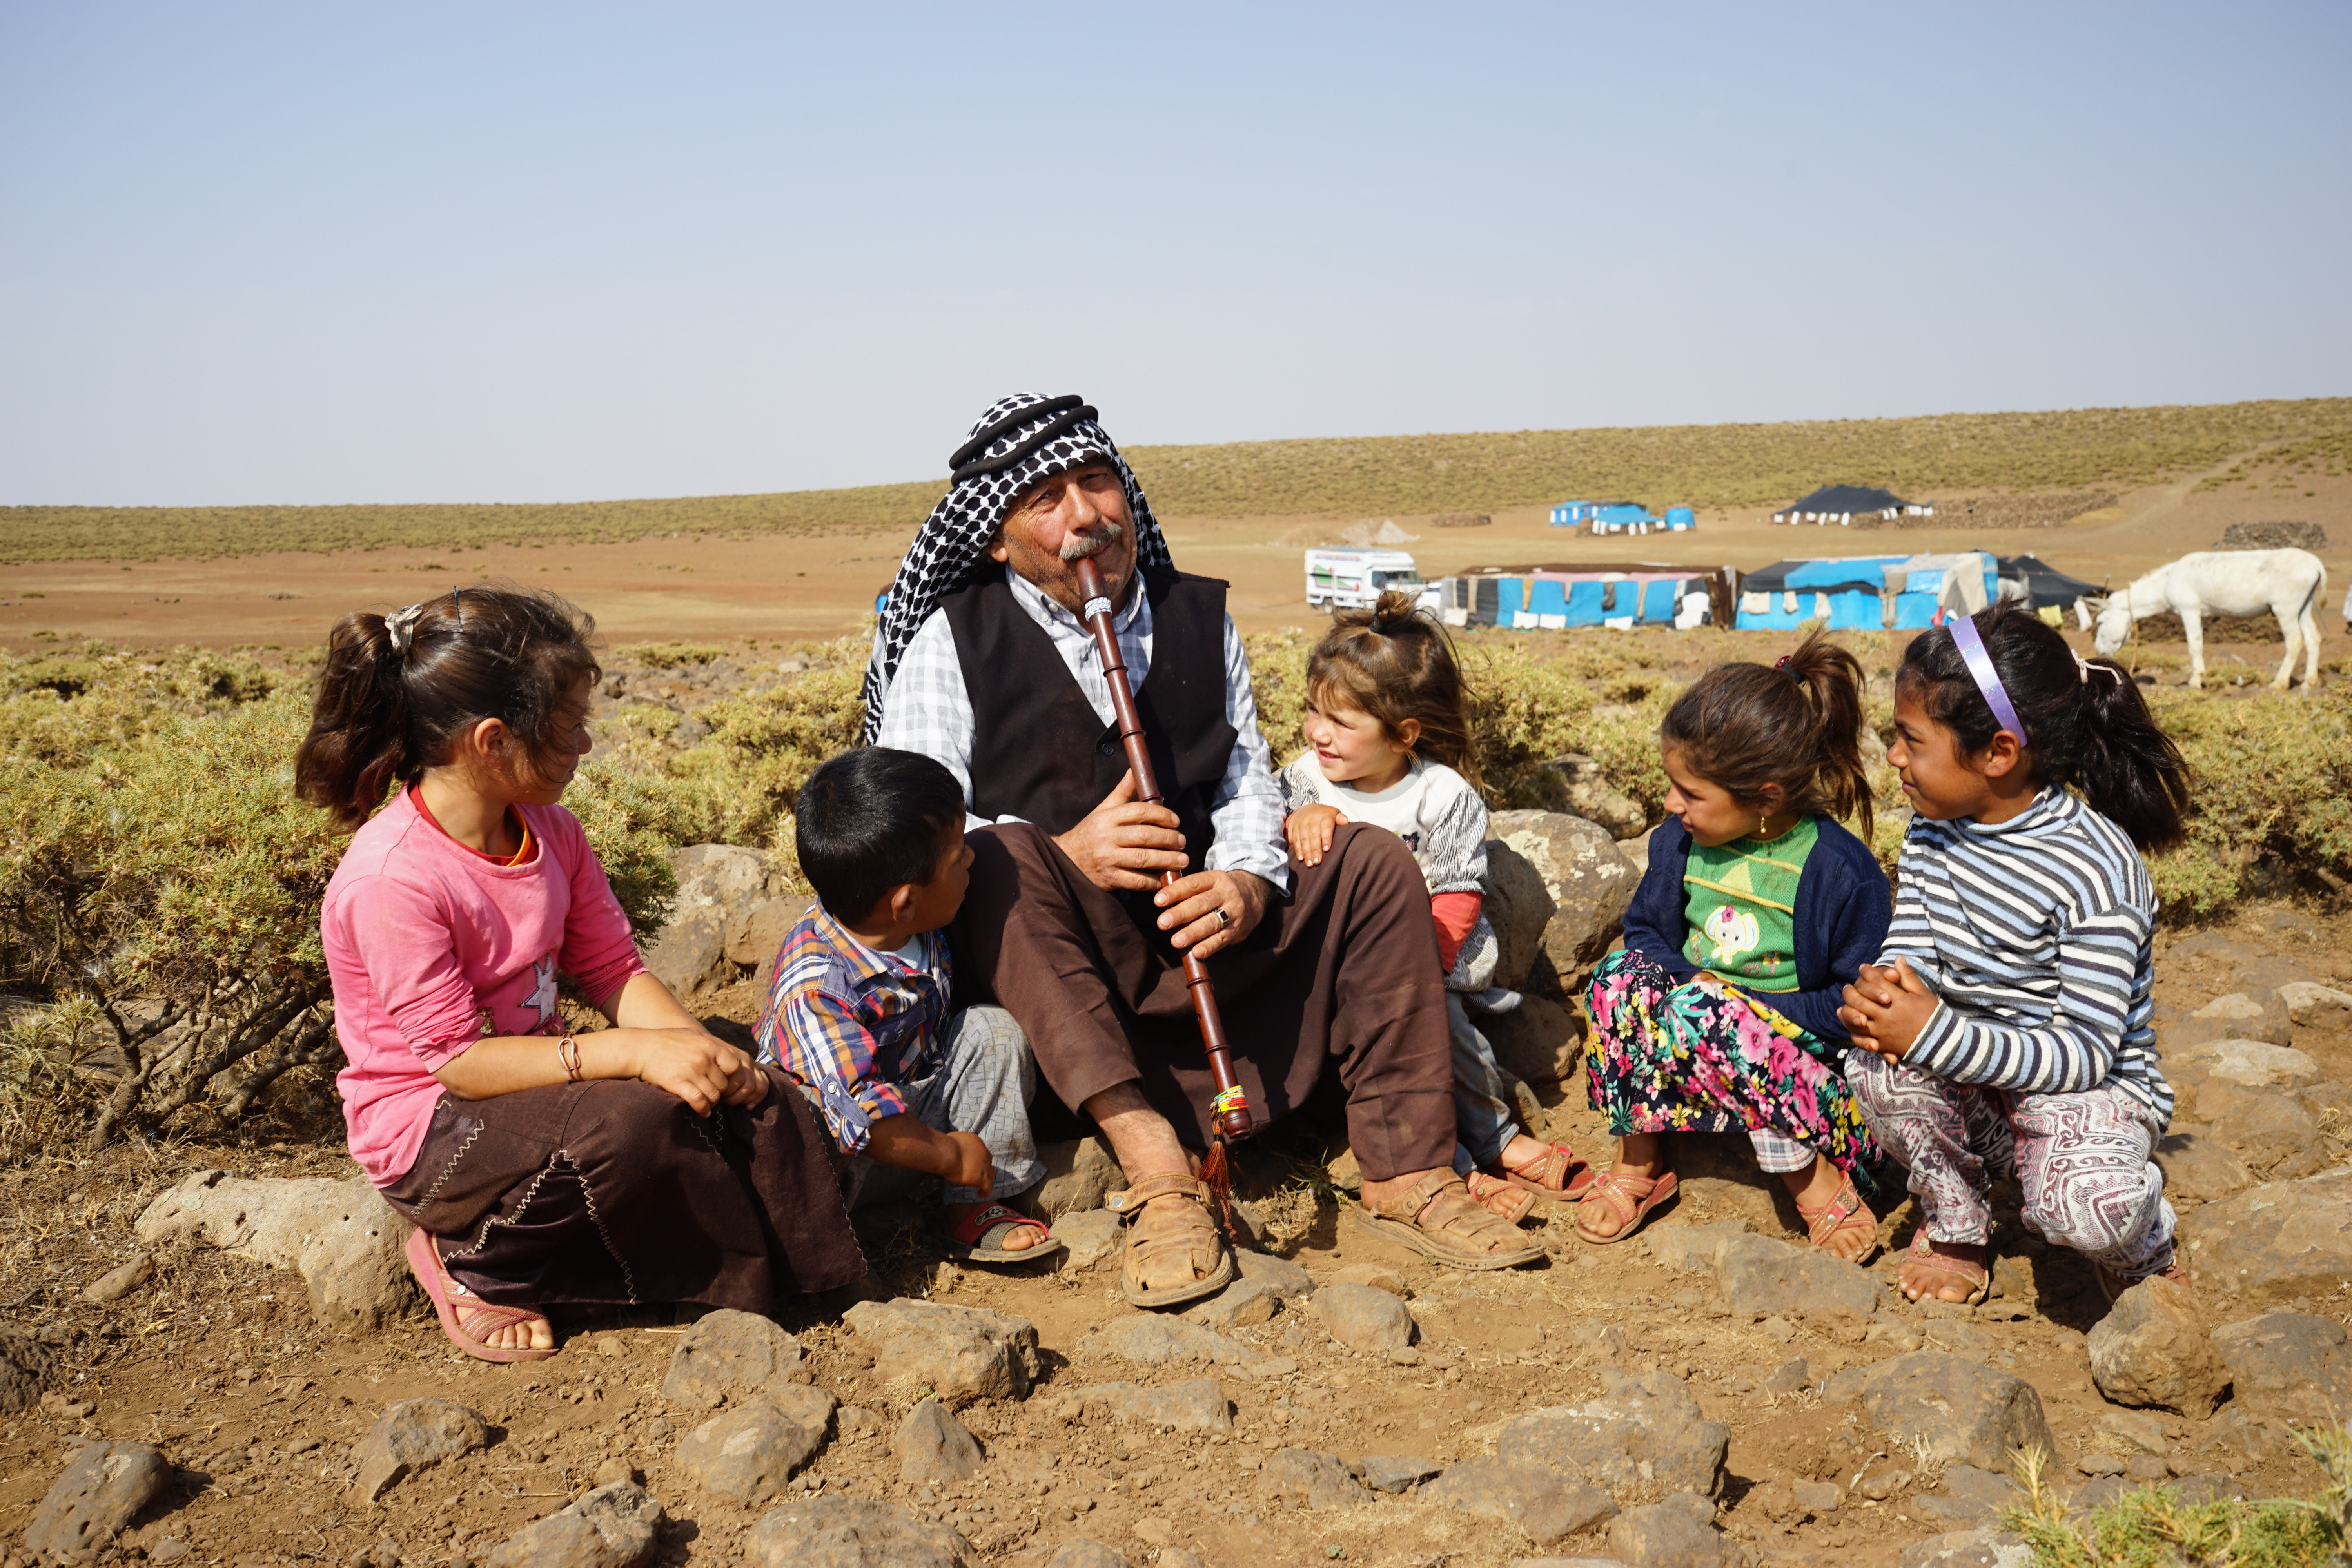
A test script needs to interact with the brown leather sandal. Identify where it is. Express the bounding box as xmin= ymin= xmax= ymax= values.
xmin=1350 ymin=1171 xmax=1544 ymax=1270
xmin=1105 ymin=1171 xmax=1236 ymax=1308
xmin=1795 ymin=1174 xmax=1879 ymax=1265
xmin=1463 ymin=1171 xmax=1536 ymax=1225
xmin=1488 ymin=1139 xmax=1597 ymax=1201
